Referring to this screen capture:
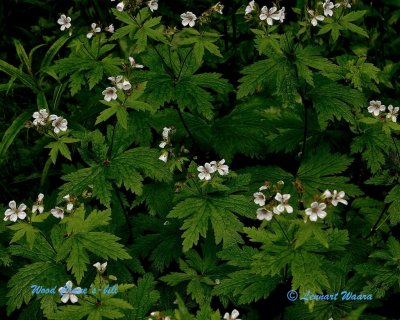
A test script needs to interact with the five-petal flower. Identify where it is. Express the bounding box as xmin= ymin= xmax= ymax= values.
xmin=197 ymin=163 xmax=216 ymax=180
xmin=274 ymin=193 xmax=293 ymax=213
xmin=368 ymin=100 xmax=386 ymax=116
xmin=308 ymin=9 xmax=325 ymax=26
xmin=259 ymin=6 xmax=280 ymax=25
xmin=305 ymin=202 xmax=327 ymax=221
xmin=102 ymin=87 xmax=118 ymax=101
xmin=57 ymin=14 xmax=71 ymax=31
xmin=181 ymin=12 xmax=197 ymax=27
xmin=87 ymin=23 xmax=101 ymax=39
xmin=59 ymin=281 xmax=81 ymax=303
xmin=32 ymin=109 xmax=49 ymax=126
xmin=4 ymin=201 xmax=27 ymax=222
xmin=49 ymin=115 xmax=68 ymax=134
xmin=387 ymin=105 xmax=399 ymax=123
